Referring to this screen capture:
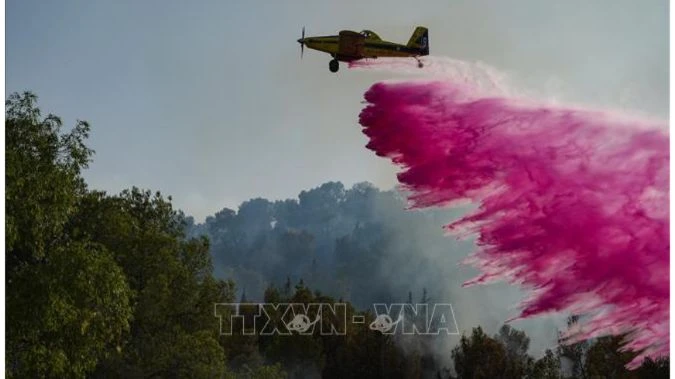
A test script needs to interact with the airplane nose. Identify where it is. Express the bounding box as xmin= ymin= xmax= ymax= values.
xmin=297 ymin=38 xmax=305 ymax=44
